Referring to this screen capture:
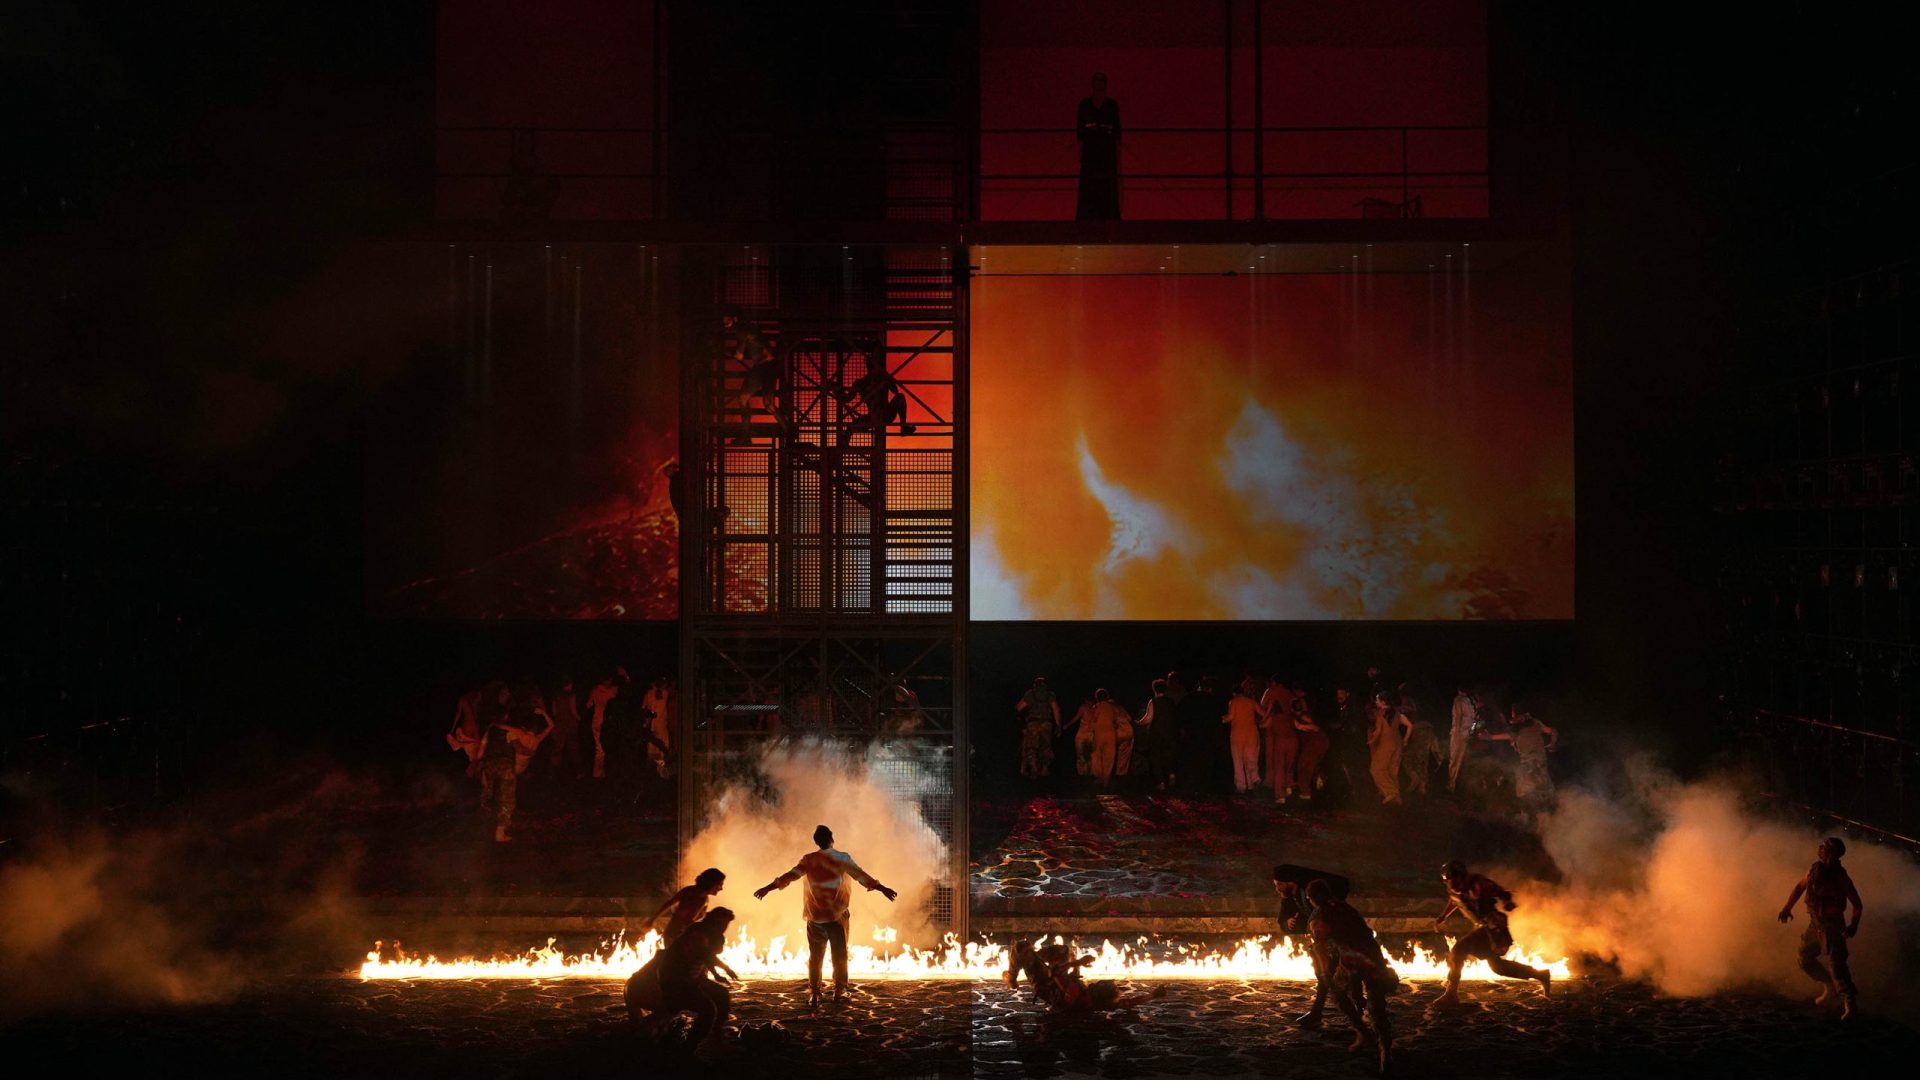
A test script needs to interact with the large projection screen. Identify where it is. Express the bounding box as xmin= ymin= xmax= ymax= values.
xmin=970 ymin=257 xmax=1571 ymax=620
